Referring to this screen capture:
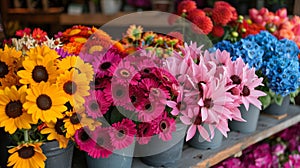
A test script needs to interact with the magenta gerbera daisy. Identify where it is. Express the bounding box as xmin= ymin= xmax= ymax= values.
xmin=110 ymin=60 xmax=137 ymax=86
xmin=136 ymin=122 xmax=155 ymax=145
xmin=152 ymin=112 xmax=176 ymax=141
xmin=74 ymin=127 xmax=94 ymax=153
xmin=89 ymin=126 xmax=114 ymax=158
xmin=109 ymin=118 xmax=137 ymax=150
xmin=85 ymin=90 xmax=111 ymax=118
xmin=110 ymin=83 xmax=130 ymax=107
xmin=136 ymin=99 xmax=166 ymax=122
xmin=96 ymin=49 xmax=122 ymax=78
